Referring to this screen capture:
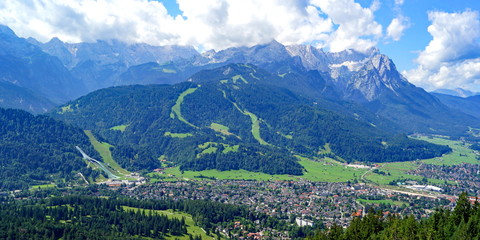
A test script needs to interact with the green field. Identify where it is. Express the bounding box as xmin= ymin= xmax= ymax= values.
xmin=29 ymin=183 xmax=56 ymax=190
xmin=152 ymin=136 xmax=476 ymax=186
xmin=152 ymin=157 xmax=368 ymax=182
xmin=158 ymin=167 xmax=296 ymax=181
xmin=357 ymin=199 xmax=407 ymax=207
xmin=84 ymin=130 xmax=131 ymax=177
xmin=363 ymin=136 xmax=476 ymax=185
xmin=415 ymin=136 xmax=479 ymax=165
xmin=363 ymin=160 xmax=453 ymax=185
xmin=110 ymin=124 xmax=129 ymax=132
xmin=122 ymin=207 xmax=214 ymax=240
xmin=171 ymin=87 xmax=198 ymax=128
